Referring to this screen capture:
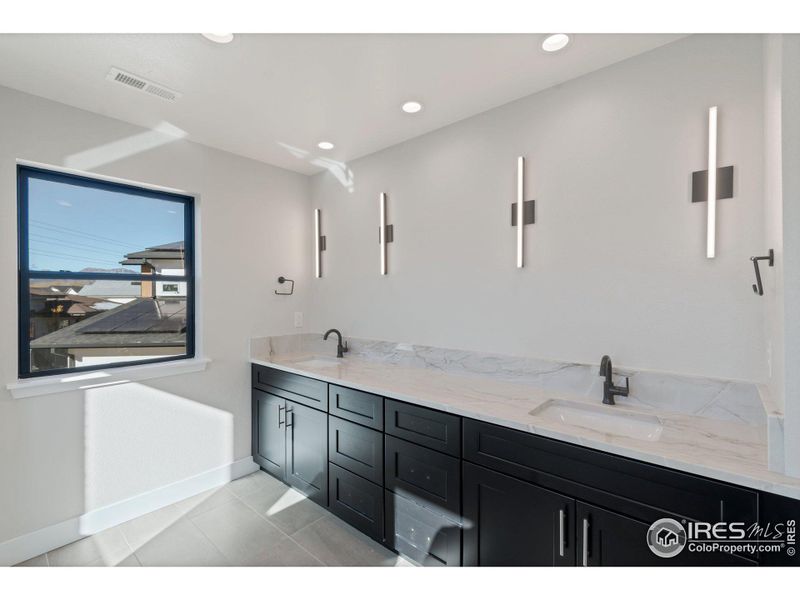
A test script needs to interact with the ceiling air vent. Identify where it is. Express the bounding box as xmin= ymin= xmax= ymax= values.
xmin=106 ymin=68 xmax=182 ymax=102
